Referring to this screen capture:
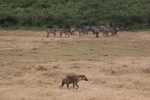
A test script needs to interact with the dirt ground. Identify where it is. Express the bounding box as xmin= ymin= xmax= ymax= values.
xmin=0 ymin=30 xmax=150 ymax=100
